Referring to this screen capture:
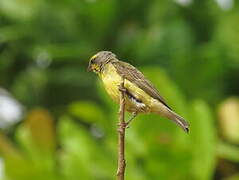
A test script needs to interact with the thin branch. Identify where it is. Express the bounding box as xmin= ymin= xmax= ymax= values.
xmin=117 ymin=77 xmax=126 ymax=180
